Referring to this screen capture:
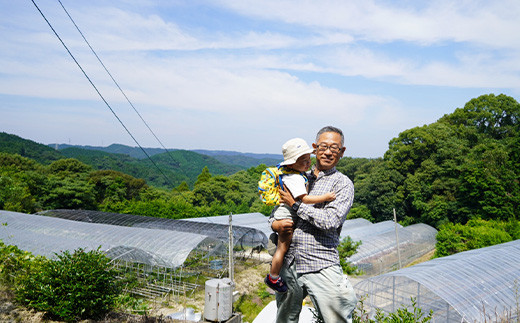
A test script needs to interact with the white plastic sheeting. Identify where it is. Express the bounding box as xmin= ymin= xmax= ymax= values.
xmin=39 ymin=209 xmax=267 ymax=249
xmin=354 ymin=239 xmax=520 ymax=322
xmin=187 ymin=213 xmax=373 ymax=240
xmin=342 ymin=222 xmax=437 ymax=276
xmin=183 ymin=212 xmax=272 ymax=238
xmin=0 ymin=210 xmax=224 ymax=268
xmin=341 ymin=220 xmax=399 ymax=241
